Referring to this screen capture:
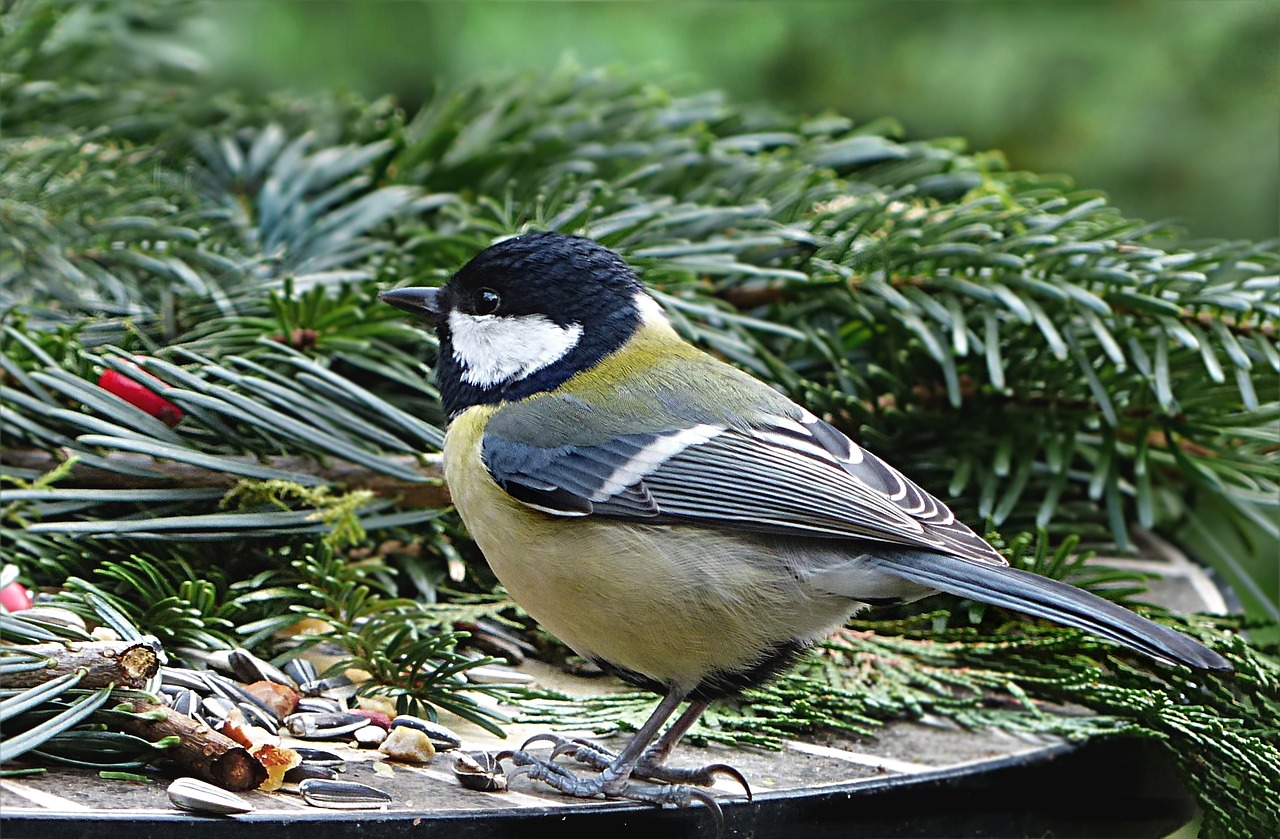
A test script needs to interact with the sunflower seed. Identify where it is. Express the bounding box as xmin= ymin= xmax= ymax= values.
xmin=195 ymin=648 xmax=238 ymax=677
xmin=16 ymin=606 xmax=87 ymax=632
xmin=161 ymin=686 xmax=201 ymax=718
xmin=296 ymin=696 xmax=346 ymax=714
xmin=463 ymin=665 xmax=535 ymax=685
xmin=201 ymin=695 xmax=236 ymax=723
xmin=453 ymin=752 xmax=506 ymax=792
xmin=298 ymin=675 xmax=357 ymax=701
xmin=167 ymin=777 xmax=254 ymax=815
xmin=160 ymin=666 xmax=208 ymax=692
xmin=298 ymin=778 xmax=392 ymax=810
xmin=204 ymin=674 xmax=281 ymax=725
xmin=281 ymin=658 xmax=319 ymax=686
xmin=283 ymin=764 xmax=338 ymax=783
xmin=285 ymin=712 xmax=369 ymax=739
xmin=237 ymin=701 xmax=281 ymax=734
xmin=228 ymin=648 xmax=300 ymax=692
xmin=293 ymin=747 xmax=346 ymax=769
